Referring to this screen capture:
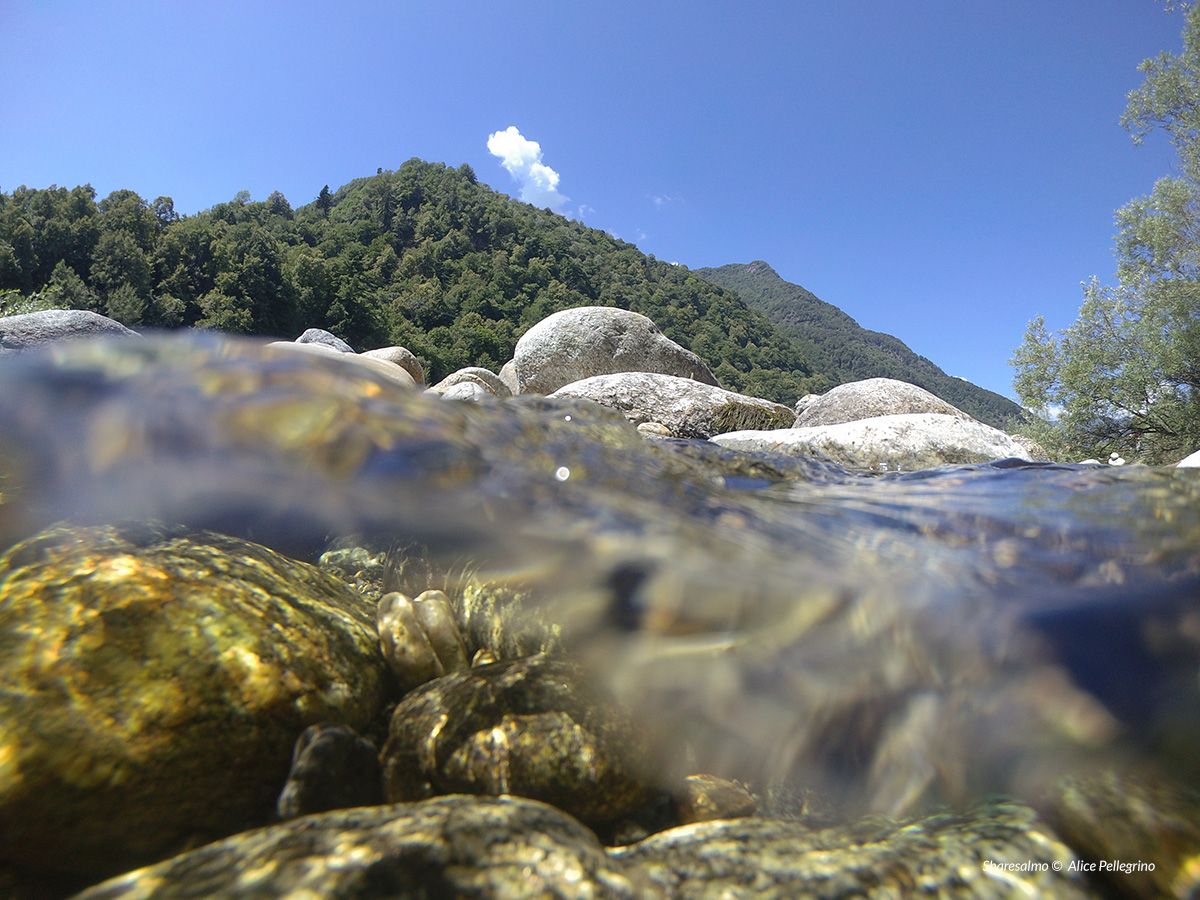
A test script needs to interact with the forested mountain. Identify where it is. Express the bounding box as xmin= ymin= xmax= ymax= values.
xmin=695 ymin=261 xmax=1024 ymax=429
xmin=0 ymin=160 xmax=825 ymax=402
